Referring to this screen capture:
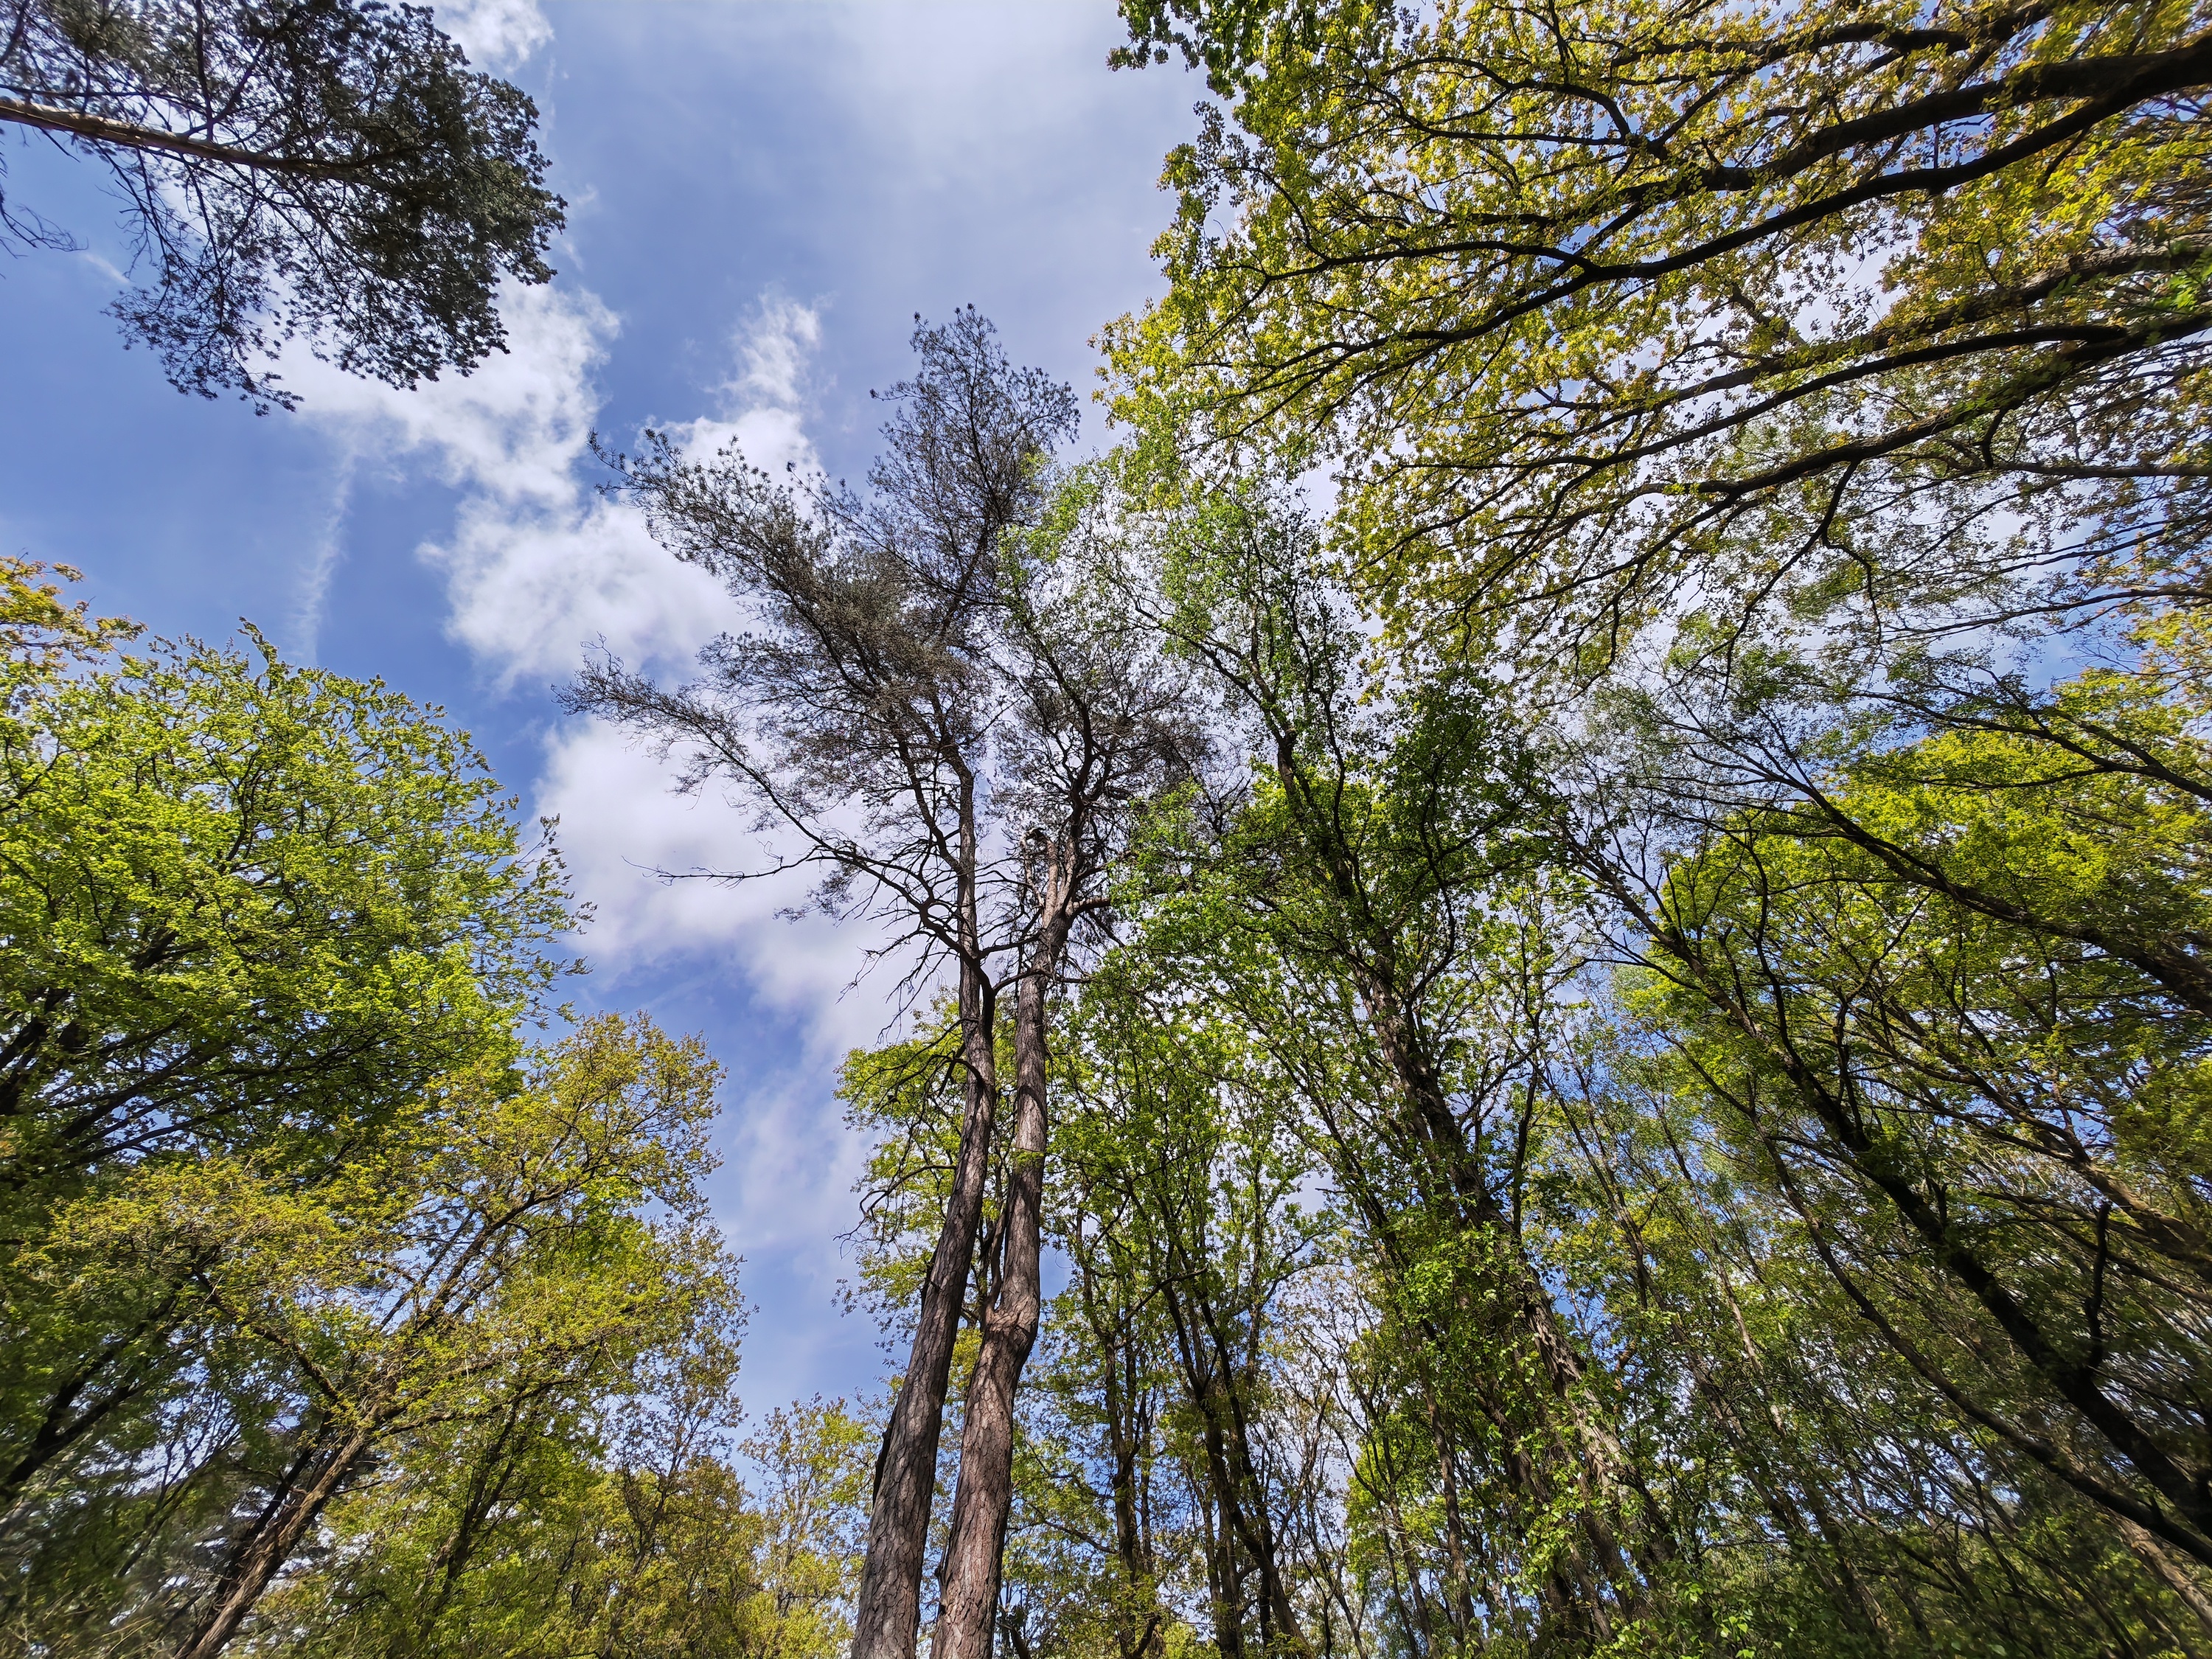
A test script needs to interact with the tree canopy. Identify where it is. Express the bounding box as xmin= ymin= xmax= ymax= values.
xmin=10 ymin=1 xmax=2212 ymax=1655
xmin=0 ymin=0 xmax=564 ymax=406
xmin=1106 ymin=0 xmax=2212 ymax=673
xmin=0 ymin=560 xmax=867 ymax=1659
